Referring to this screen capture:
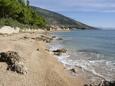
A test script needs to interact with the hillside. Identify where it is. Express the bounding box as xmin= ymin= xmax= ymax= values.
xmin=31 ymin=6 xmax=95 ymax=30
